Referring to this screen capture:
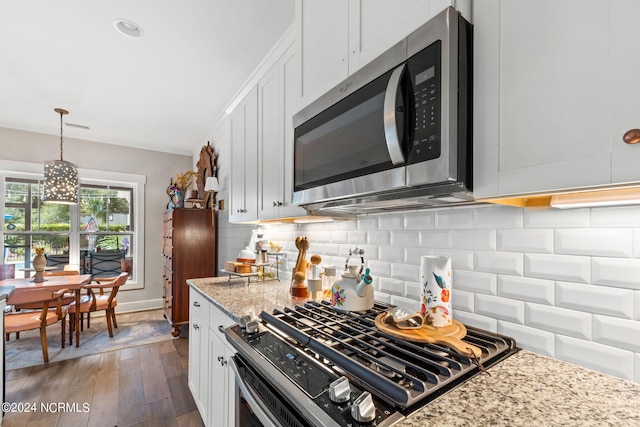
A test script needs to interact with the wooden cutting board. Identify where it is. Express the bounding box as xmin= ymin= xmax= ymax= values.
xmin=375 ymin=313 xmax=482 ymax=358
